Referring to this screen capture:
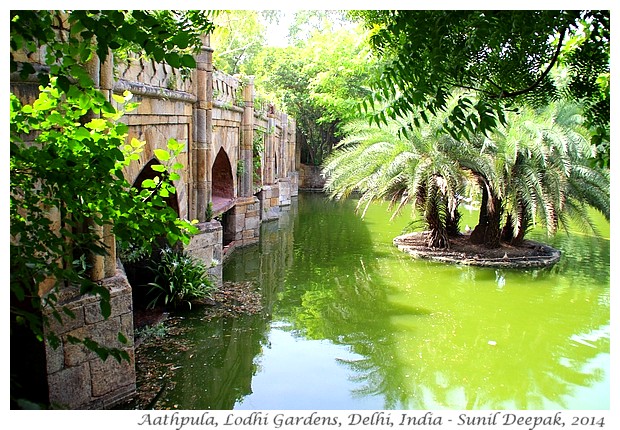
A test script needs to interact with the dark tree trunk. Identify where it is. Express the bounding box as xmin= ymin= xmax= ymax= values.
xmin=425 ymin=184 xmax=450 ymax=249
xmin=470 ymin=177 xmax=502 ymax=248
xmin=446 ymin=202 xmax=461 ymax=237
xmin=501 ymin=209 xmax=530 ymax=245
